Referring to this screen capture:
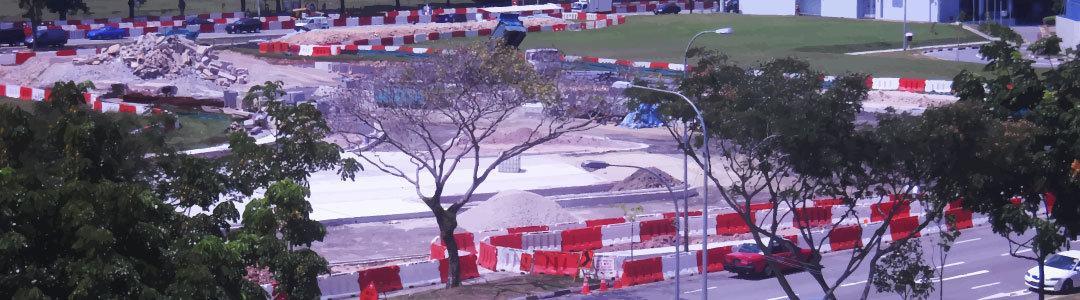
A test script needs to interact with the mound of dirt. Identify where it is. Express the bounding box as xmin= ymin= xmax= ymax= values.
xmin=458 ymin=190 xmax=577 ymax=232
xmin=610 ymin=167 xmax=682 ymax=192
